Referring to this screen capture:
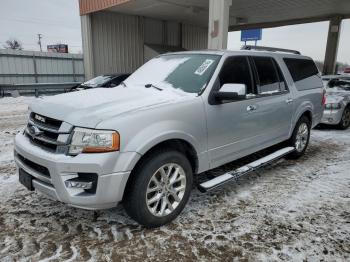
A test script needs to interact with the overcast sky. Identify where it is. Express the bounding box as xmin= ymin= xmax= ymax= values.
xmin=0 ymin=0 xmax=349 ymax=64
xmin=0 ymin=0 xmax=82 ymax=53
xmin=228 ymin=21 xmax=350 ymax=64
